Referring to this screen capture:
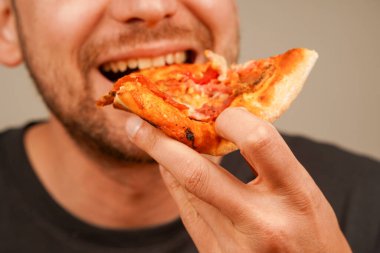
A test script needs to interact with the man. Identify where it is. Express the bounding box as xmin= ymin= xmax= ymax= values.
xmin=0 ymin=0 xmax=379 ymax=252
